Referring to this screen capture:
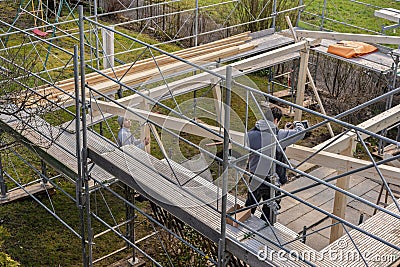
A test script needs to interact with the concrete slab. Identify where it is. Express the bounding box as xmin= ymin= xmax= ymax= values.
xmin=287 ymin=208 xmax=329 ymax=233
xmin=304 ymin=232 xmax=329 ymax=251
xmin=279 ymin=196 xmax=300 ymax=212
xmin=344 ymin=206 xmax=364 ymax=226
xmin=348 ymin=194 xmax=377 ymax=217
xmin=308 ymin=217 xmax=332 ymax=239
xmin=306 ymin=188 xmax=335 ymax=207
xmin=348 ymin=177 xmax=379 ymax=198
xmin=348 ymin=175 xmax=366 ymax=188
xmin=364 ymin=186 xmax=381 ymax=199
xmin=282 ymin=167 xmax=336 ymax=192
xmin=277 ymin=203 xmax=314 ymax=225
